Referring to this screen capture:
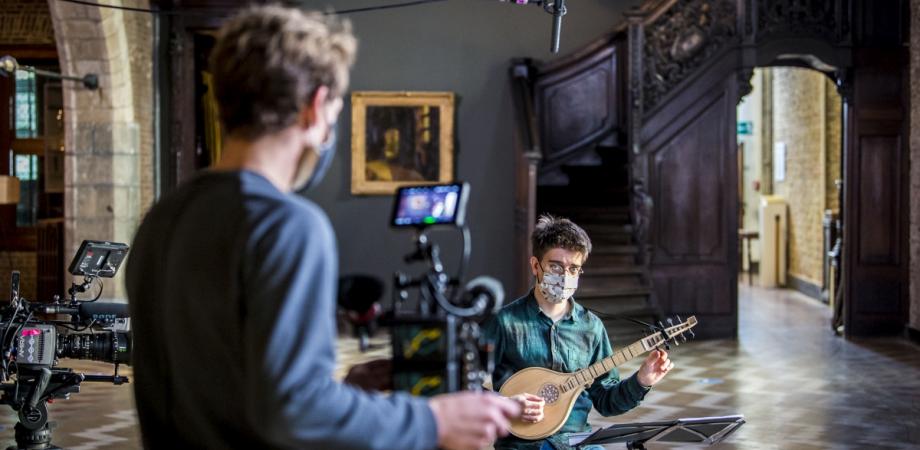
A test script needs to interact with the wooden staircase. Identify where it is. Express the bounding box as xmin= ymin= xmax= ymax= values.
xmin=537 ymin=146 xmax=660 ymax=344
